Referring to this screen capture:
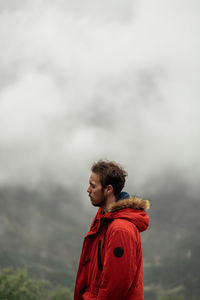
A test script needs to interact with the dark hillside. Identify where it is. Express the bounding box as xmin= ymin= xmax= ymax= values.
xmin=0 ymin=184 xmax=89 ymax=287
xmin=141 ymin=171 xmax=200 ymax=299
xmin=0 ymin=171 xmax=199 ymax=299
